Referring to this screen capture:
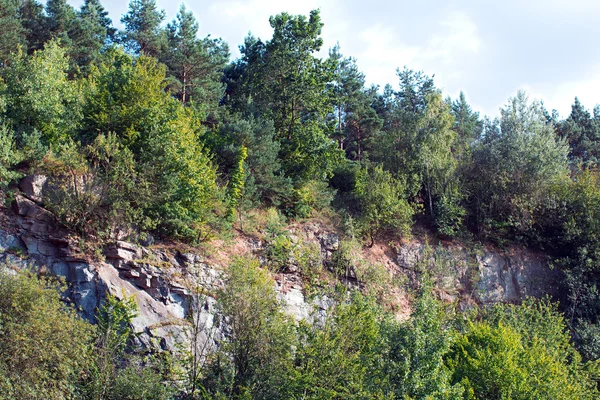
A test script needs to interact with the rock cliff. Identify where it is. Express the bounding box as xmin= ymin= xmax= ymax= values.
xmin=0 ymin=178 xmax=565 ymax=355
